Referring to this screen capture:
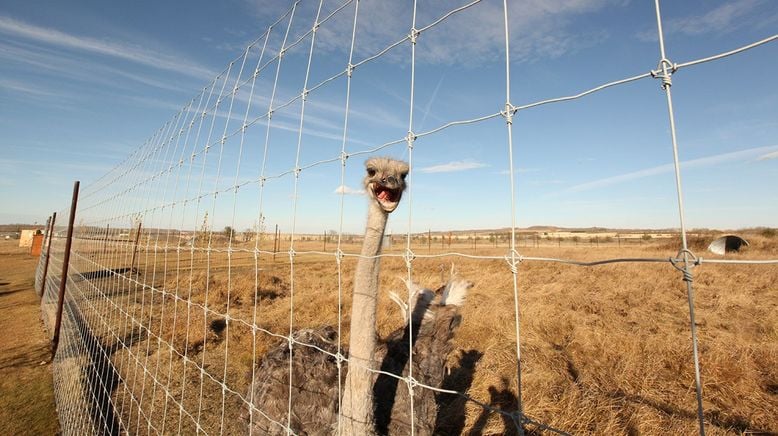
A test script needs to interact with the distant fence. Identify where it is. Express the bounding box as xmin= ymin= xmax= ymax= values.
xmin=36 ymin=1 xmax=777 ymax=435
